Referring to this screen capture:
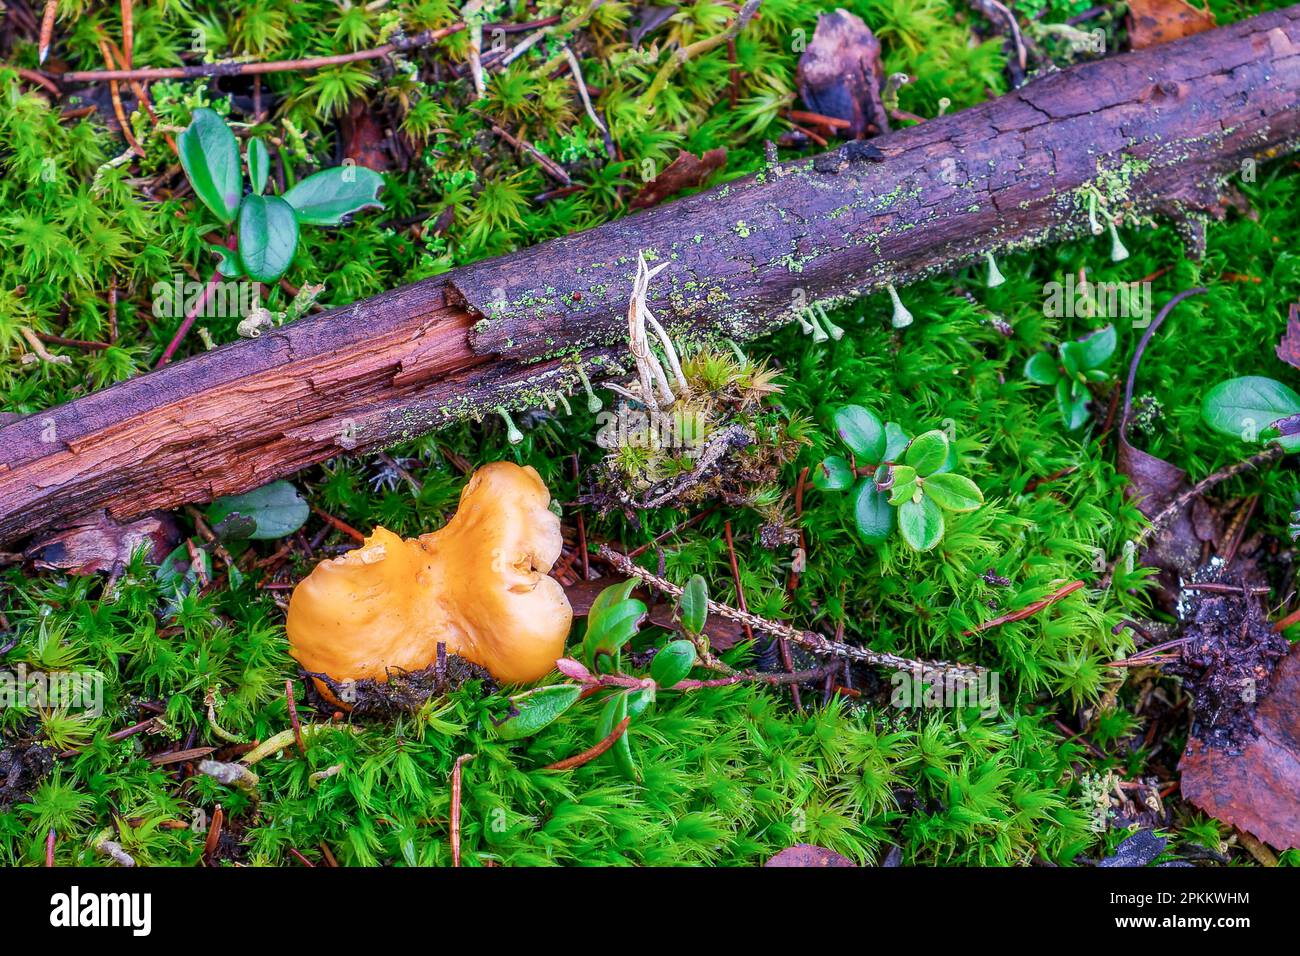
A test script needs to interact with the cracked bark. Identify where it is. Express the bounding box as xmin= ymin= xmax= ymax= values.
xmin=3 ymin=6 xmax=1300 ymax=546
